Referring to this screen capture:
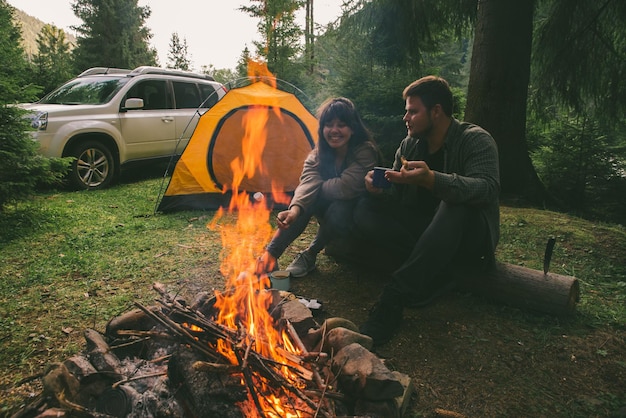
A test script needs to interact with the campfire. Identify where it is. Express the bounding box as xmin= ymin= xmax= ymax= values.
xmin=19 ymin=280 xmax=412 ymax=418
xmin=13 ymin=64 xmax=413 ymax=418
